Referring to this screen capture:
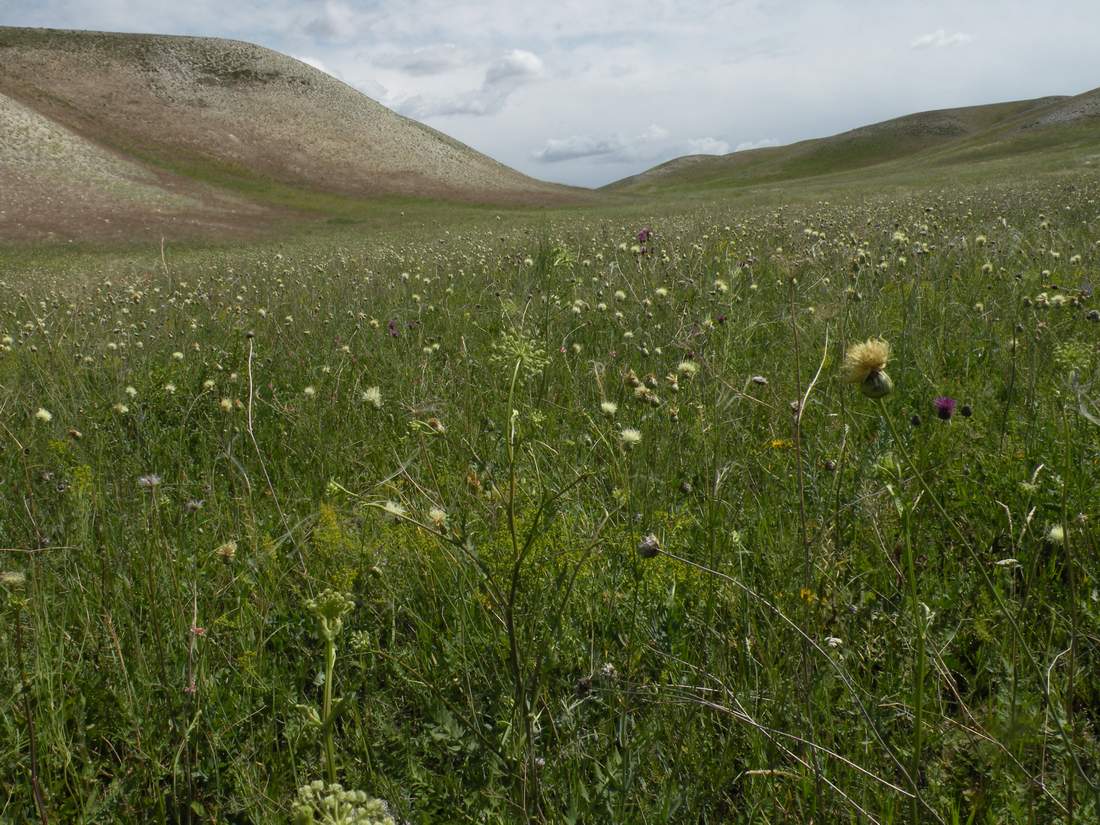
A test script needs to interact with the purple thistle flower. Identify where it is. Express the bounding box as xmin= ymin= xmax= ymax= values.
xmin=933 ymin=396 xmax=957 ymax=421
xmin=387 ymin=319 xmax=399 ymax=337
xmin=637 ymin=227 xmax=653 ymax=244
